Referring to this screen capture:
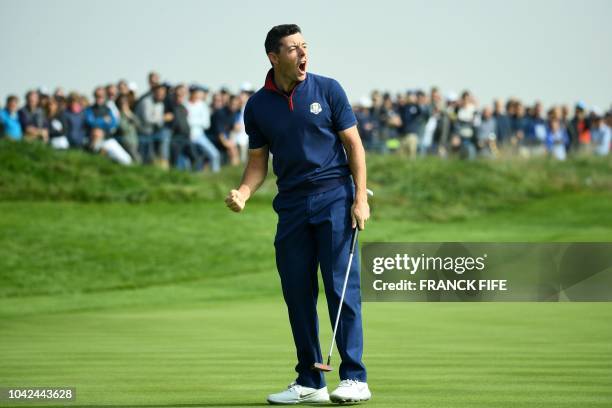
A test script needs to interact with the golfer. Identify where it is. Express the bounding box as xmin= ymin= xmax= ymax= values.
xmin=225 ymin=24 xmax=371 ymax=404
